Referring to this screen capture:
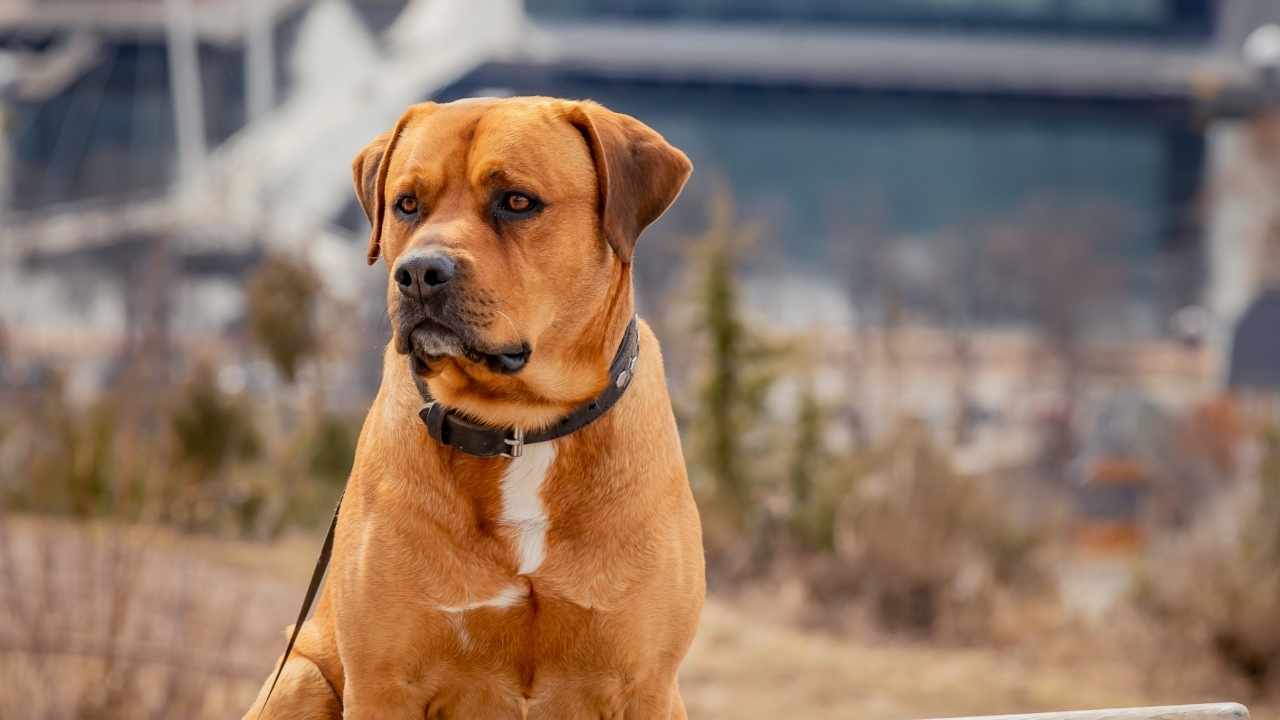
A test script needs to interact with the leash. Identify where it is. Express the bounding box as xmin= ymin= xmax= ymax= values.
xmin=413 ymin=316 xmax=640 ymax=458
xmin=256 ymin=491 xmax=343 ymax=719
